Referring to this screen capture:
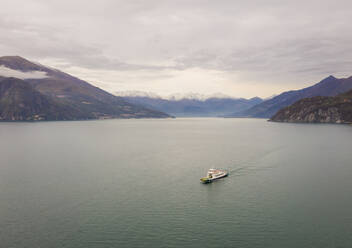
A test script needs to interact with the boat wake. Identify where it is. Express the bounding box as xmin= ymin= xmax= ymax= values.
xmin=226 ymin=146 xmax=284 ymax=177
